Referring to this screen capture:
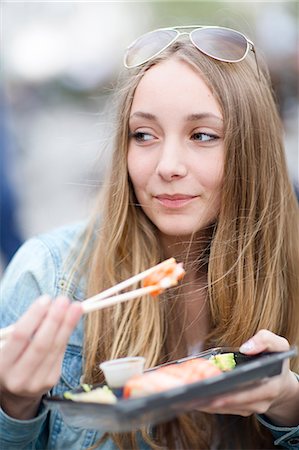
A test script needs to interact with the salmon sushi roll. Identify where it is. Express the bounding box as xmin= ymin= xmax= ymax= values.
xmin=124 ymin=358 xmax=222 ymax=398
xmin=123 ymin=370 xmax=184 ymax=398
